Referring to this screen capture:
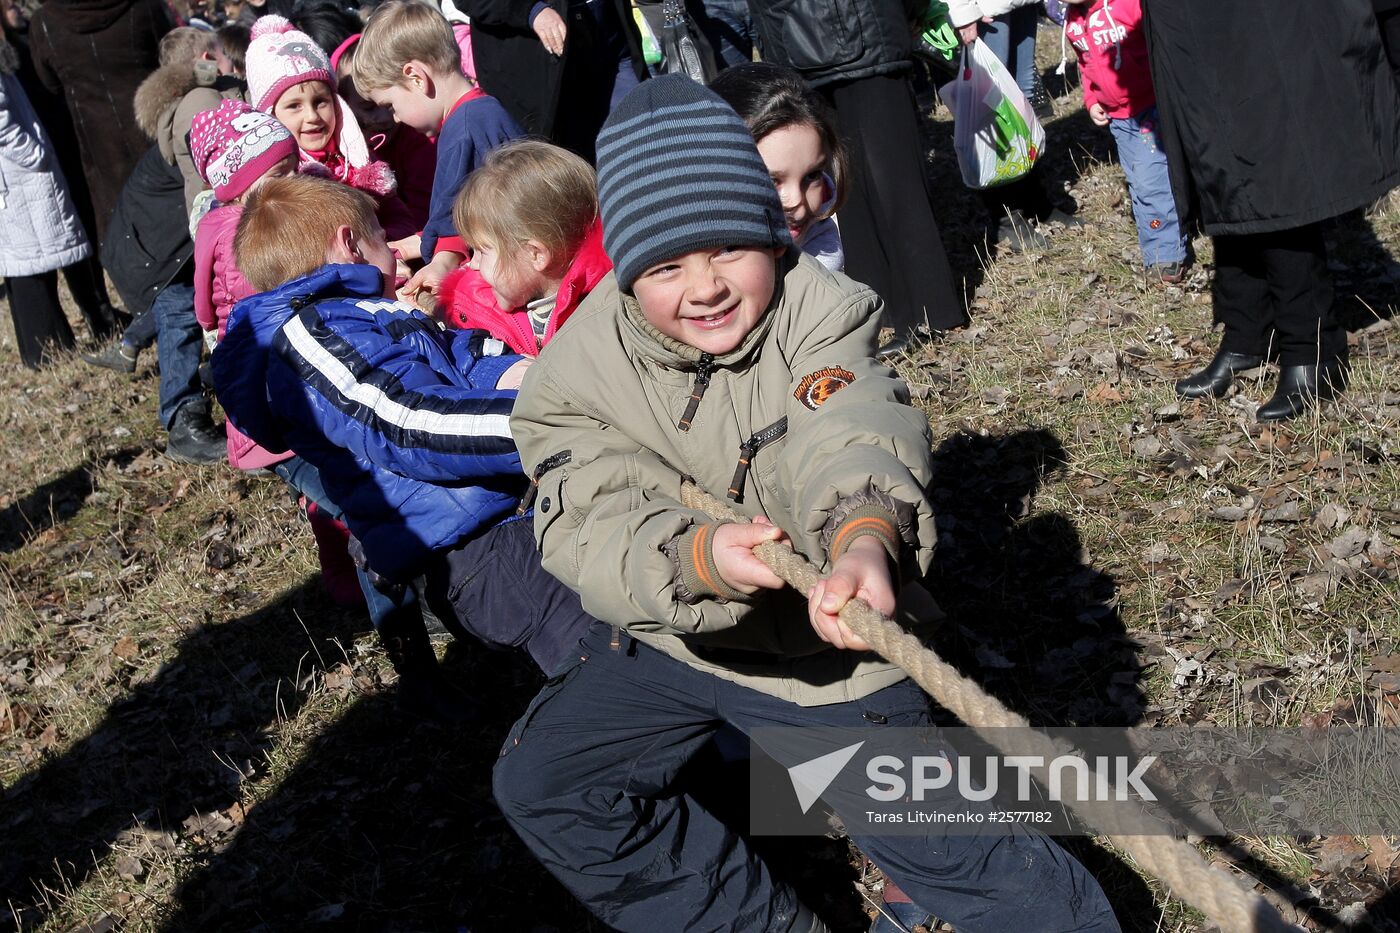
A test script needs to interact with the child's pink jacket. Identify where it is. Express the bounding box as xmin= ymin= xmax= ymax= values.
xmin=1064 ymin=0 xmax=1157 ymax=119
xmin=194 ymin=204 xmax=293 ymax=471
